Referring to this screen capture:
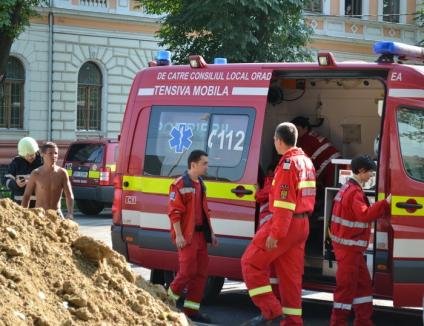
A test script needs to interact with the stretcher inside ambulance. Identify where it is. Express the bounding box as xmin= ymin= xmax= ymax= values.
xmin=111 ymin=42 xmax=424 ymax=308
